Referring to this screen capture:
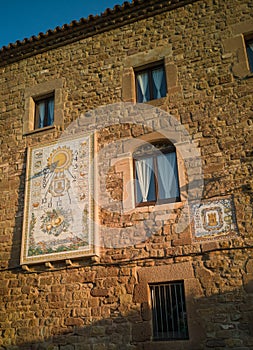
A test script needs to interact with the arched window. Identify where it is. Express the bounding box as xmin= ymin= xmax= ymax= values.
xmin=133 ymin=140 xmax=180 ymax=206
